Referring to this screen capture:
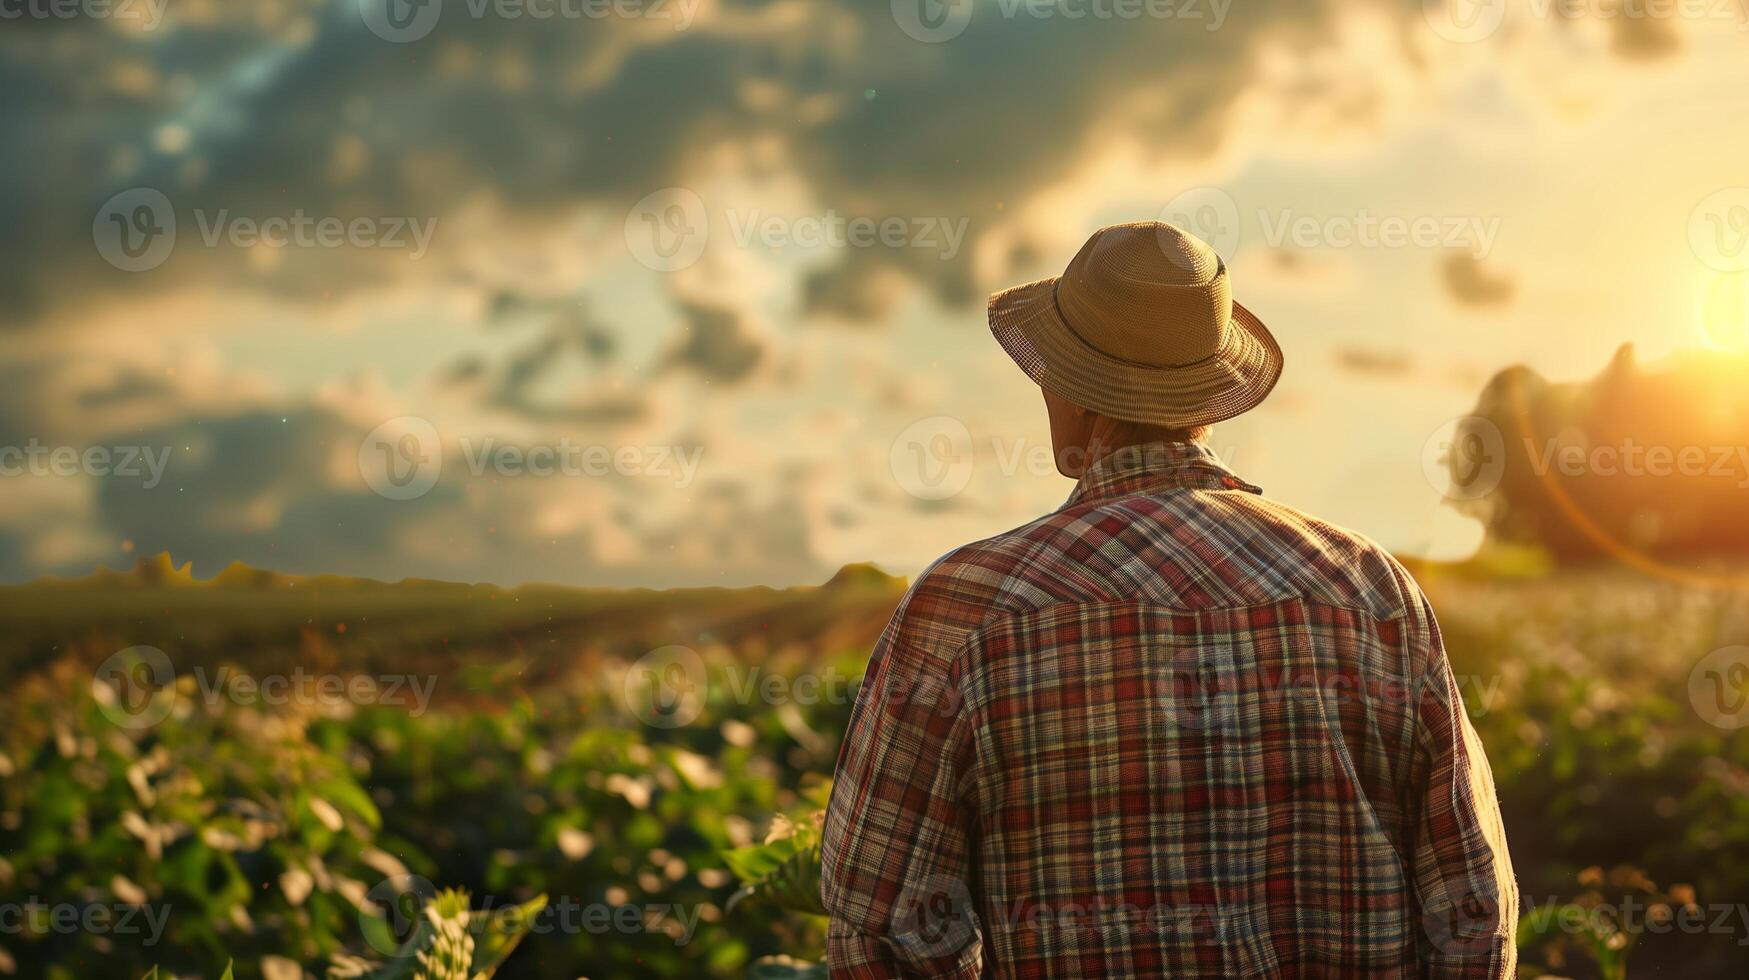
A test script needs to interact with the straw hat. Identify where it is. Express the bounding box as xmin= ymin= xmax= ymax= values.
xmin=988 ymin=221 xmax=1283 ymax=427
